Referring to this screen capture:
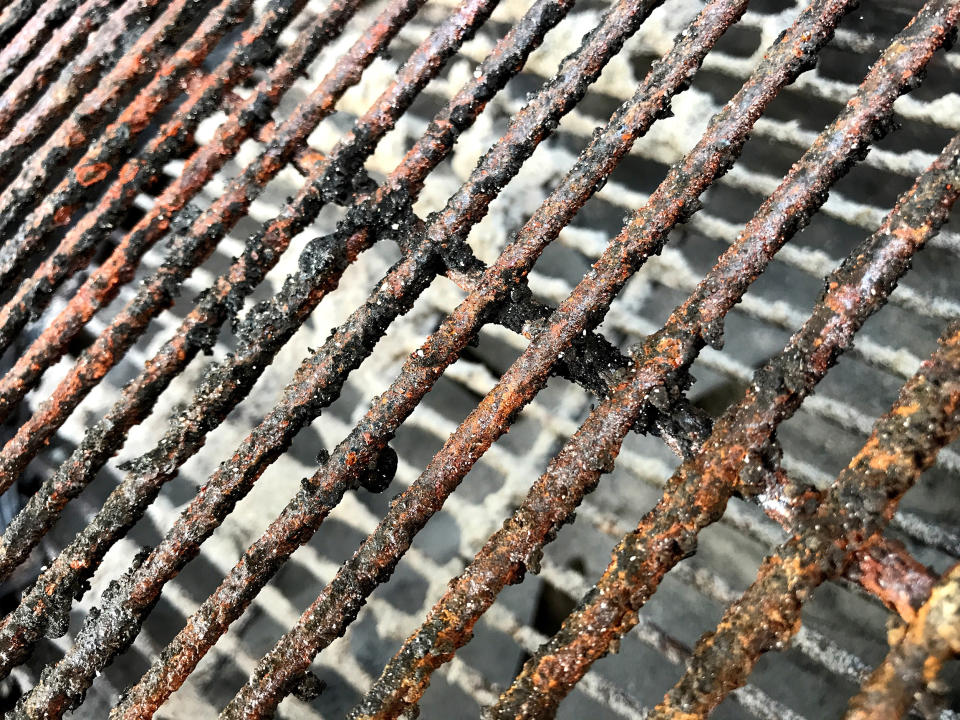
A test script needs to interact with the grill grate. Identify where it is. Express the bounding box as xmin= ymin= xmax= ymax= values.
xmin=0 ymin=0 xmax=958 ymax=718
